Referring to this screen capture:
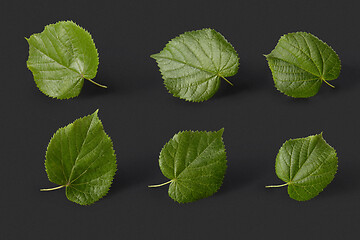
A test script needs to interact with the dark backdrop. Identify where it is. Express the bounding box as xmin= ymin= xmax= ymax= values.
xmin=1 ymin=0 xmax=359 ymax=239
